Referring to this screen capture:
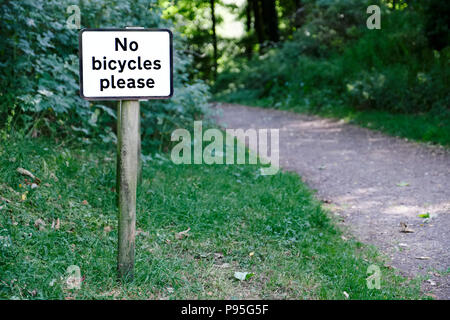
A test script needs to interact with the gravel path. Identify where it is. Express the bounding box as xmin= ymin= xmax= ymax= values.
xmin=214 ymin=103 xmax=450 ymax=299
